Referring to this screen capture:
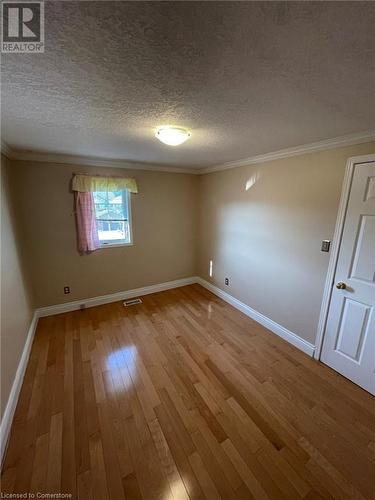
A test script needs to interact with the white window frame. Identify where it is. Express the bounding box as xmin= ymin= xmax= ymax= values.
xmin=94 ymin=189 xmax=133 ymax=248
